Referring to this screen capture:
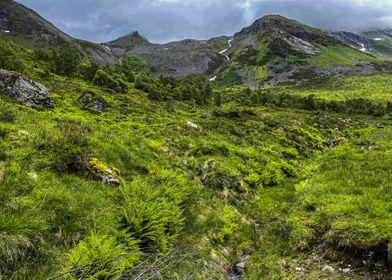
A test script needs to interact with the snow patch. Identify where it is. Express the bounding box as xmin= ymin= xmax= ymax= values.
xmin=373 ymin=38 xmax=383 ymax=41
xmin=359 ymin=43 xmax=367 ymax=52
